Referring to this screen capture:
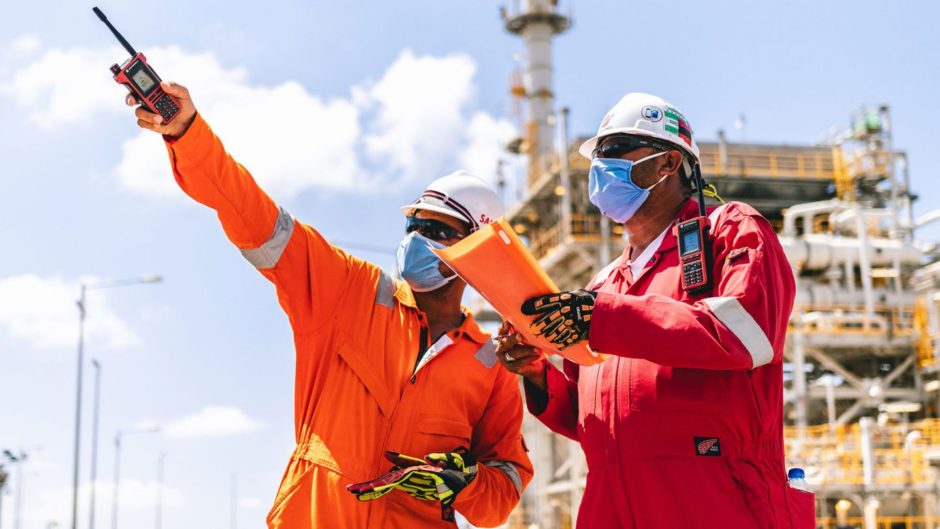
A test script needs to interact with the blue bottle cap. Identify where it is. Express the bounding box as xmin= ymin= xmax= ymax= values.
xmin=788 ymin=468 xmax=805 ymax=479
